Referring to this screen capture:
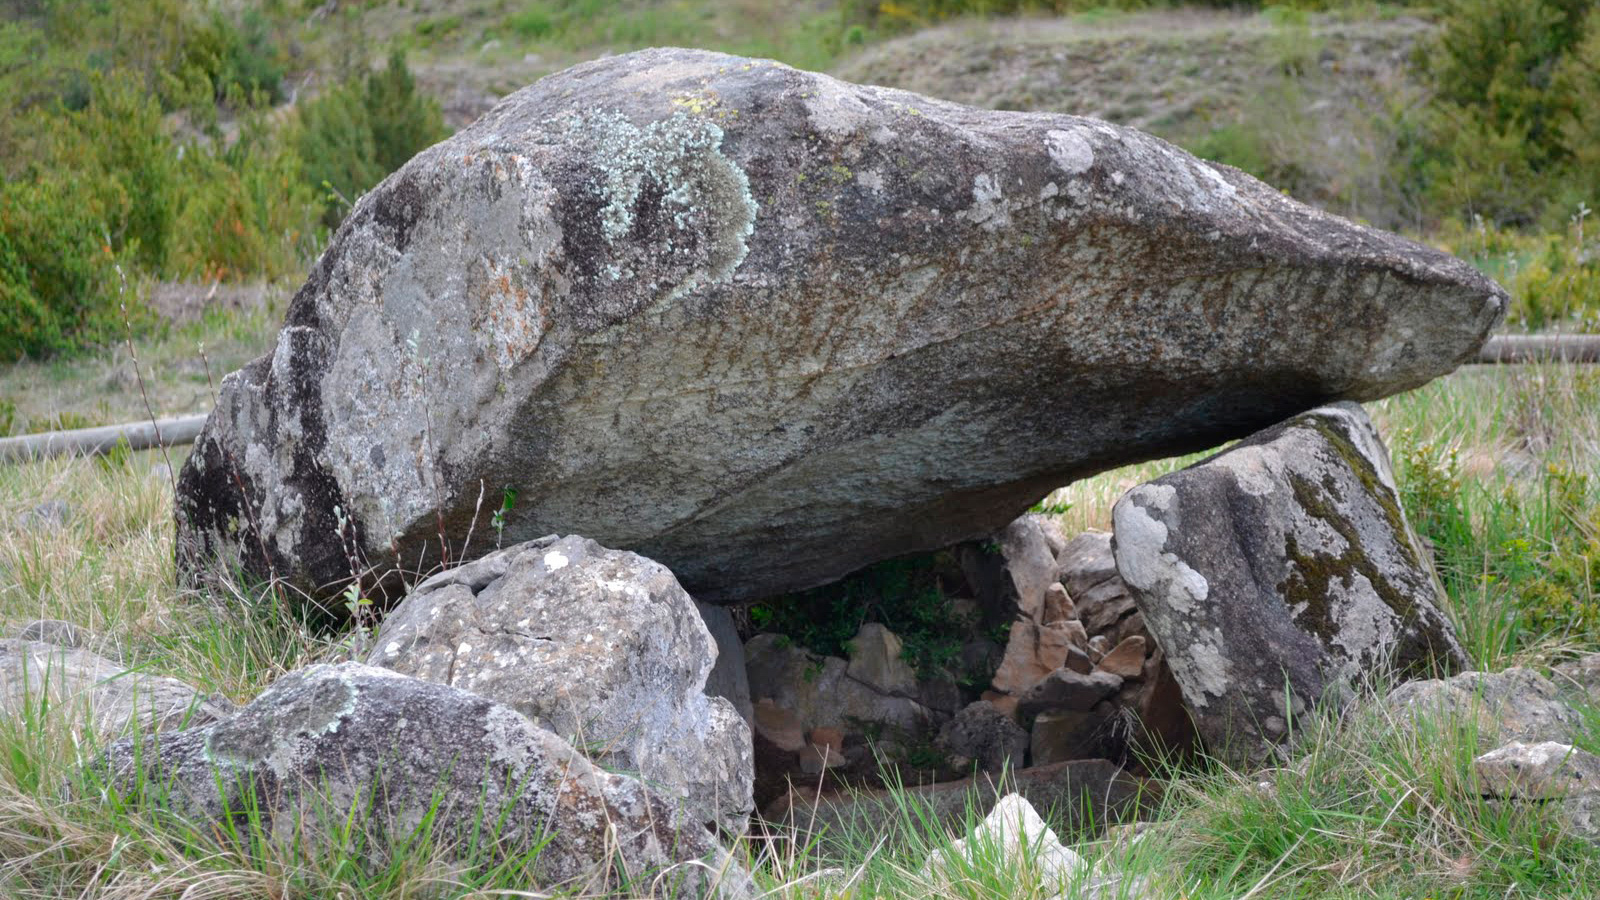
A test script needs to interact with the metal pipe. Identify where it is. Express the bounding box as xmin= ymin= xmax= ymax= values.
xmin=1476 ymin=334 xmax=1600 ymax=364
xmin=0 ymin=415 xmax=208 ymax=464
